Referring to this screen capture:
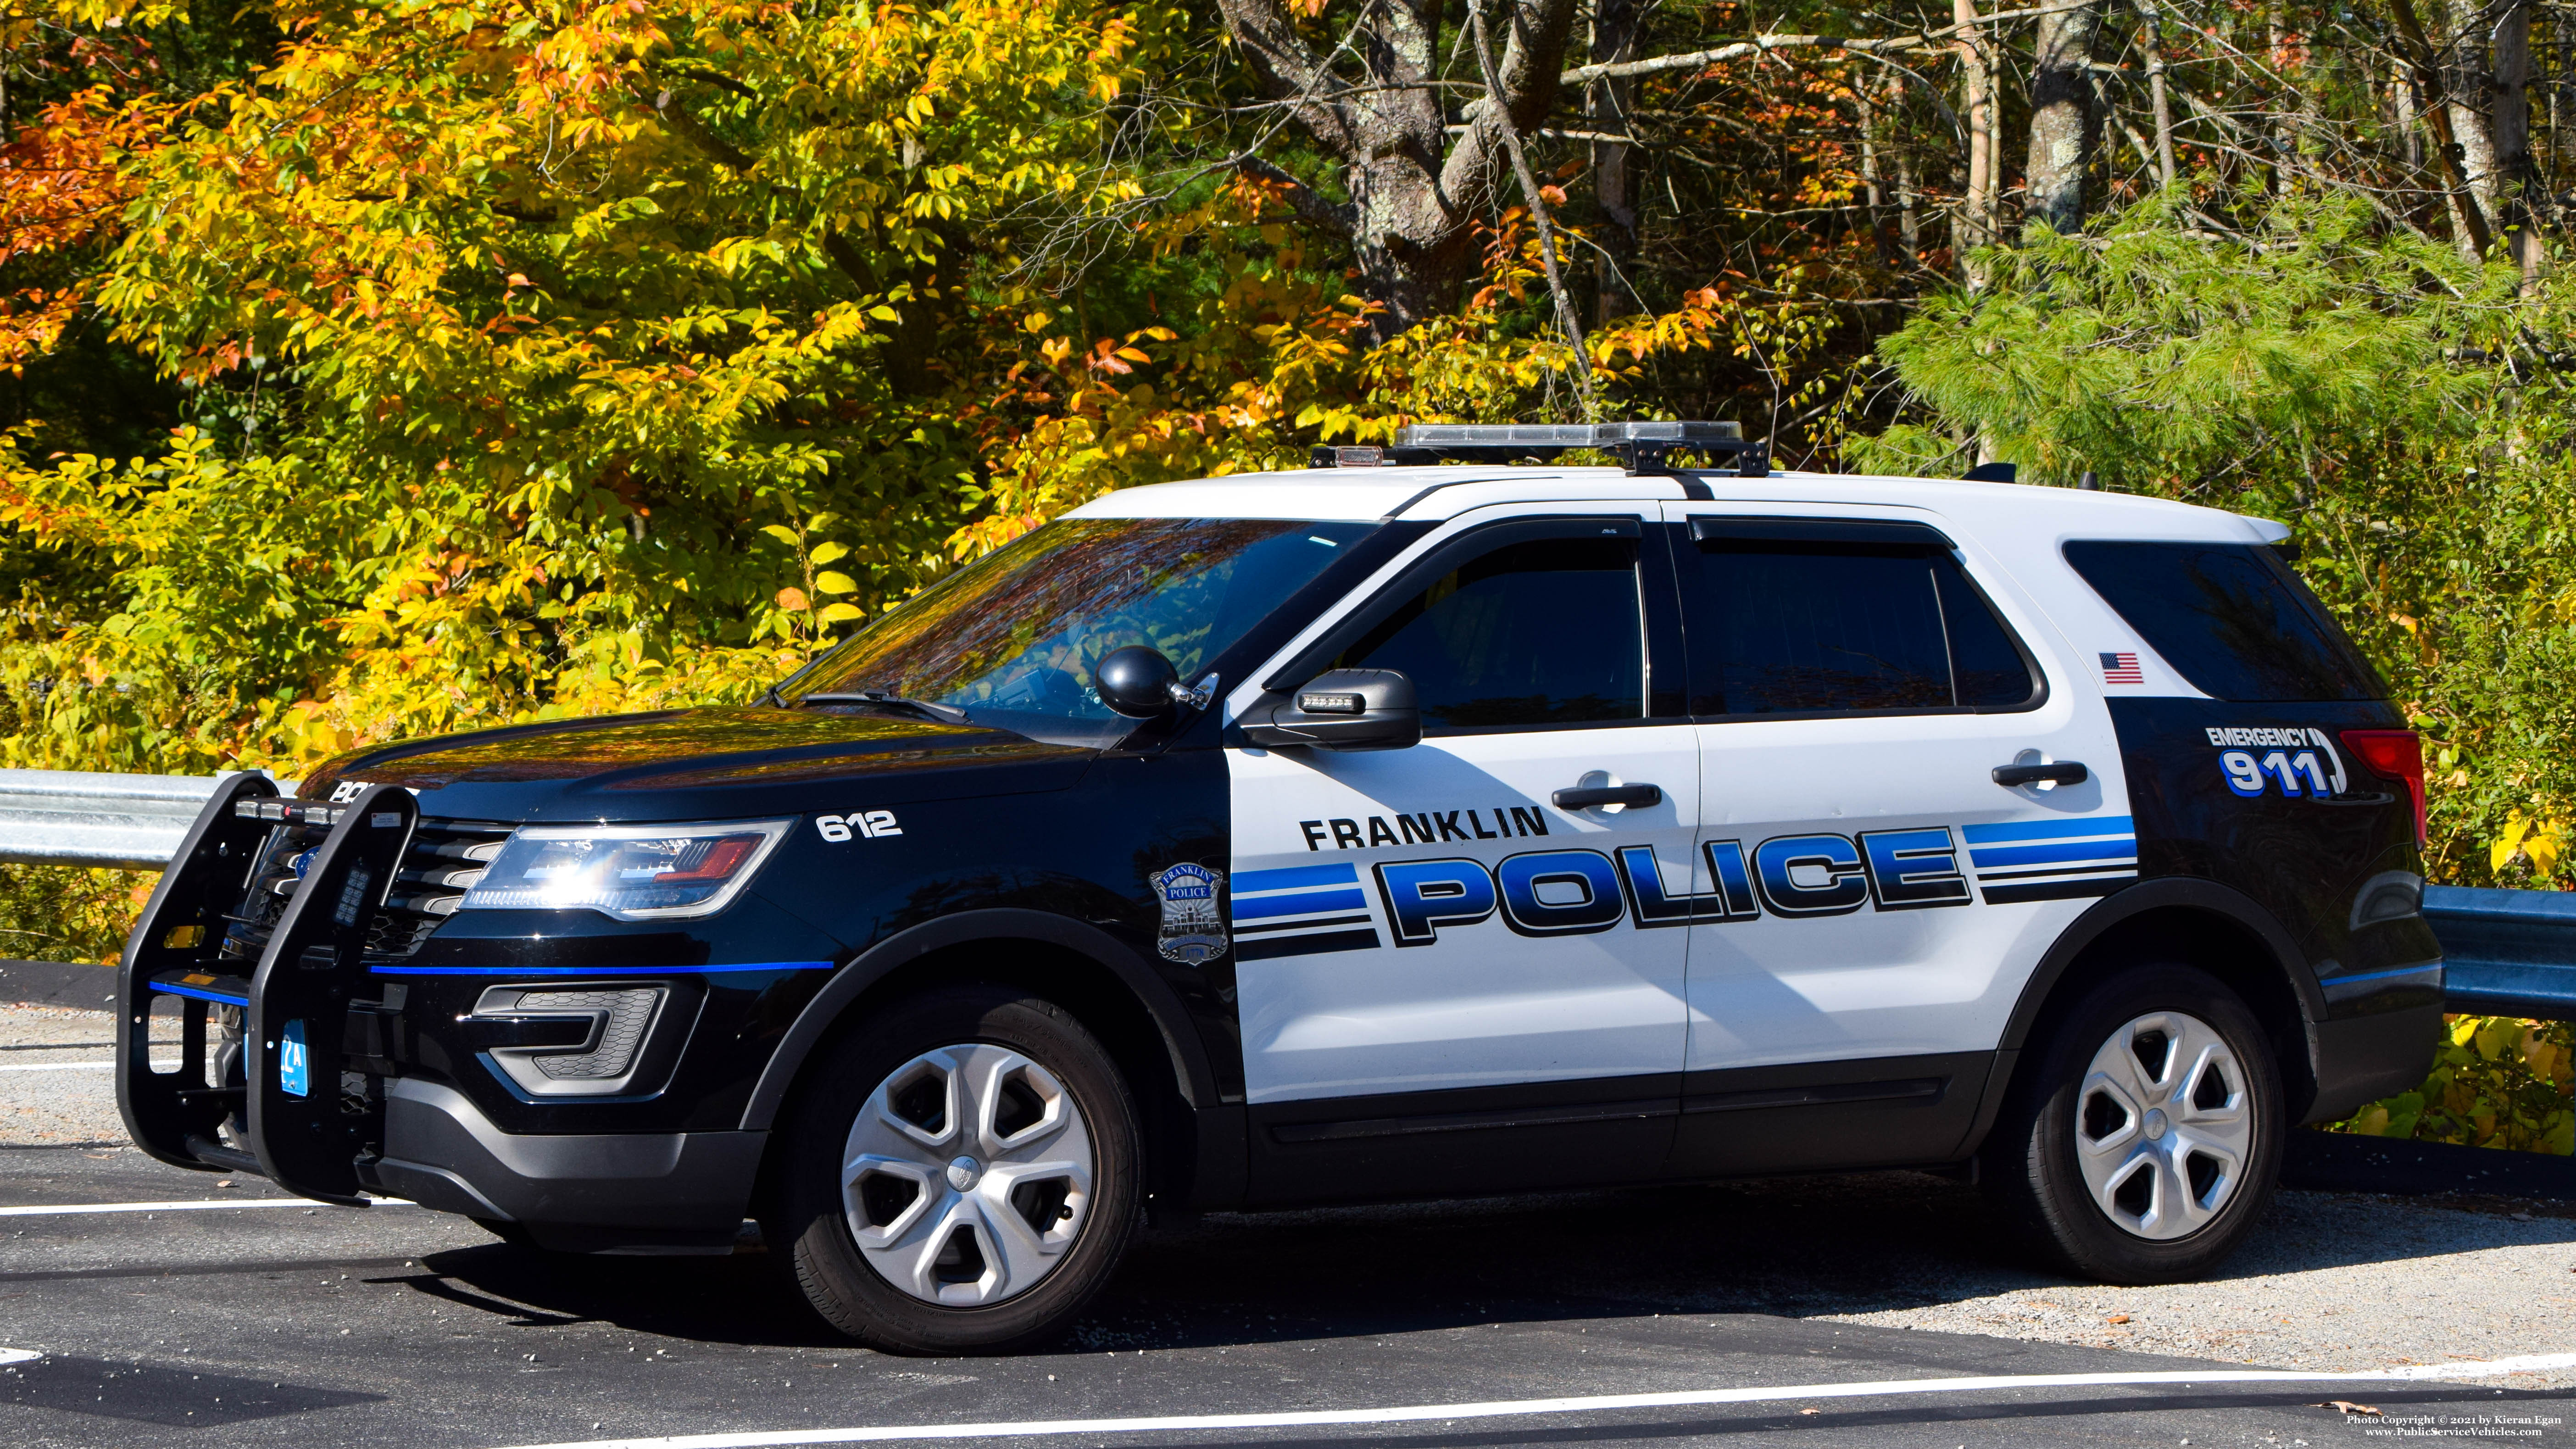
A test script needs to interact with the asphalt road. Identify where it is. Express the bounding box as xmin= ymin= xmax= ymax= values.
xmin=5 ymin=996 xmax=2572 ymax=1447
xmin=1 ymin=1142 xmax=2568 ymax=1449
